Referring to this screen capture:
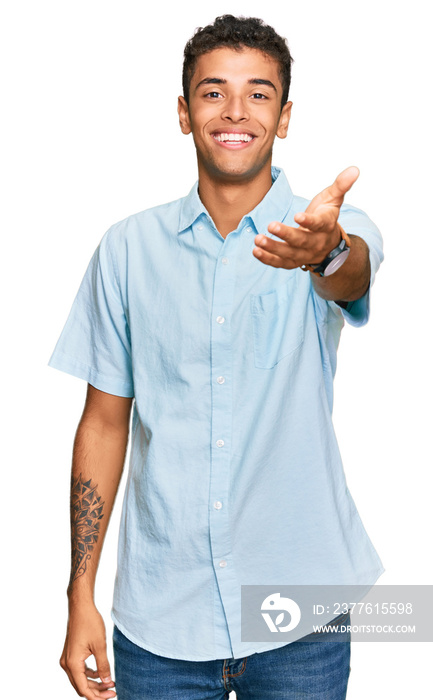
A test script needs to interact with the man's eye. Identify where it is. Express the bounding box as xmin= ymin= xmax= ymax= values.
xmin=206 ymin=91 xmax=222 ymax=99
xmin=251 ymin=93 xmax=267 ymax=99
